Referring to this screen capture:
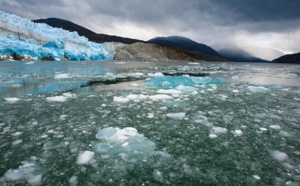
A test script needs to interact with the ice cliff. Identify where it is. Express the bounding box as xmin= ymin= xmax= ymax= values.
xmin=0 ymin=11 xmax=120 ymax=61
